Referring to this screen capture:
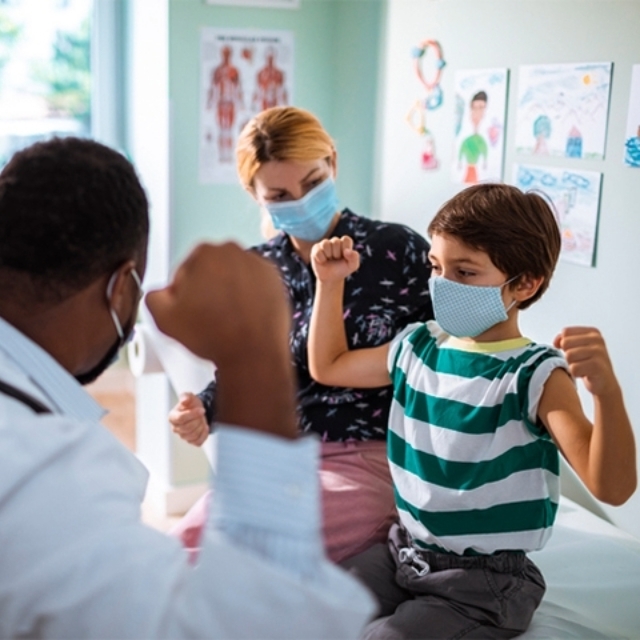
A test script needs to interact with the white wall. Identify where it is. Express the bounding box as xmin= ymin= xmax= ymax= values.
xmin=377 ymin=0 xmax=640 ymax=537
xmin=127 ymin=0 xmax=209 ymax=515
